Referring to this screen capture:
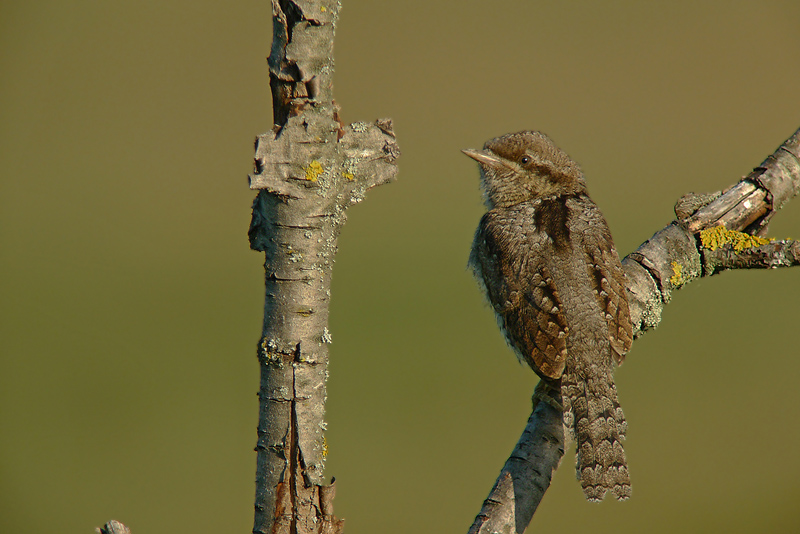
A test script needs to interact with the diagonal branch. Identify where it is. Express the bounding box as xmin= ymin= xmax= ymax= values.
xmin=468 ymin=126 xmax=800 ymax=534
